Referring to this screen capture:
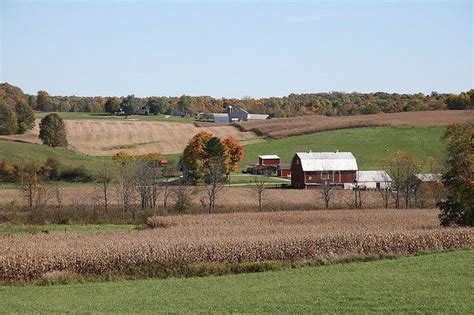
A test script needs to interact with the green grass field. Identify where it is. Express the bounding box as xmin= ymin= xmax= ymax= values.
xmin=1 ymin=126 xmax=446 ymax=183
xmin=0 ymin=139 xmax=108 ymax=172
xmin=1 ymin=250 xmax=471 ymax=313
xmin=34 ymin=111 xmax=195 ymax=123
xmin=0 ymin=224 xmax=137 ymax=236
xmin=241 ymin=126 xmax=446 ymax=171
